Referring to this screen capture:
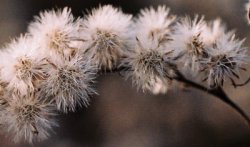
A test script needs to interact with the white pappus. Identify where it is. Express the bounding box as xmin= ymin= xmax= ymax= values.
xmin=79 ymin=5 xmax=133 ymax=70
xmin=39 ymin=56 xmax=96 ymax=113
